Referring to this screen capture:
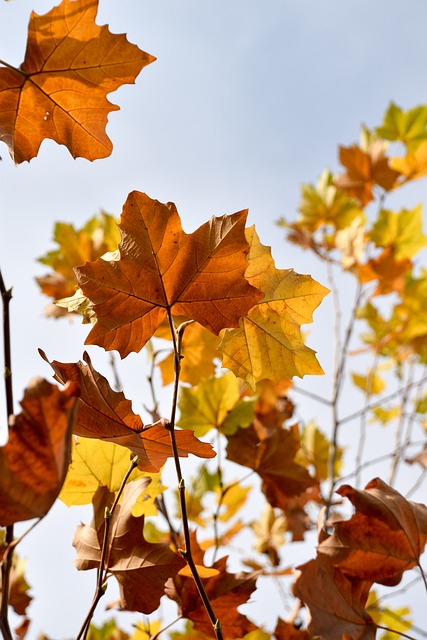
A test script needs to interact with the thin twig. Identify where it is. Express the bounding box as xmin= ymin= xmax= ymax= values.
xmin=0 ymin=269 xmax=14 ymax=640
xmin=148 ymin=615 xmax=182 ymax=640
xmin=388 ymin=363 xmax=414 ymax=486
xmin=165 ymin=313 xmax=223 ymax=640
xmin=75 ymin=456 xmax=139 ymax=640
